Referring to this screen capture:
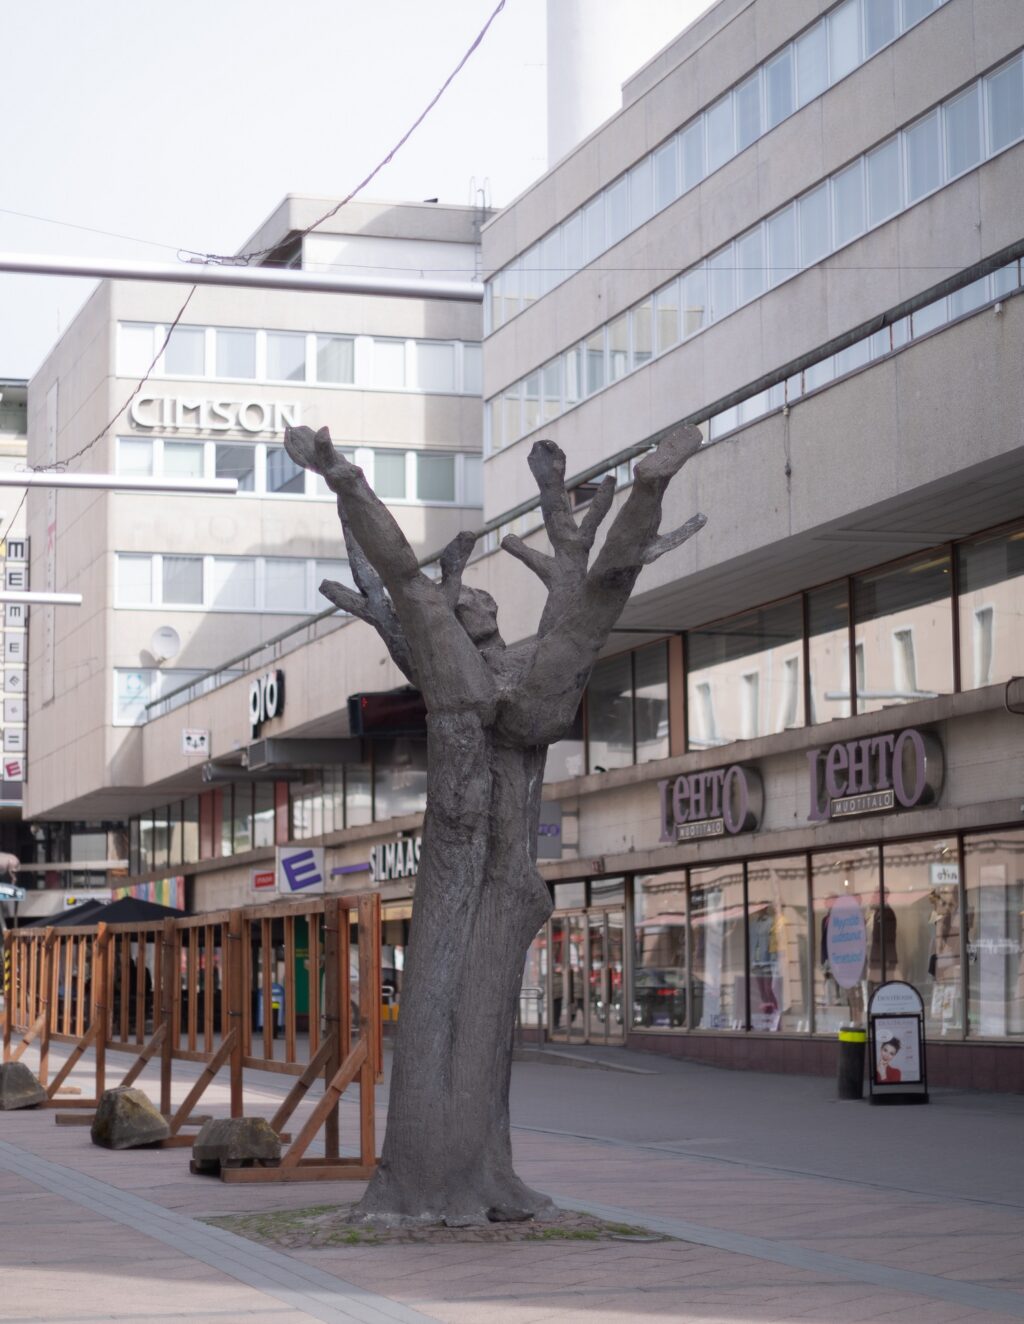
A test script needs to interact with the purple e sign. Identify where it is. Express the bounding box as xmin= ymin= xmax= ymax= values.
xmin=278 ymin=846 xmax=325 ymax=894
